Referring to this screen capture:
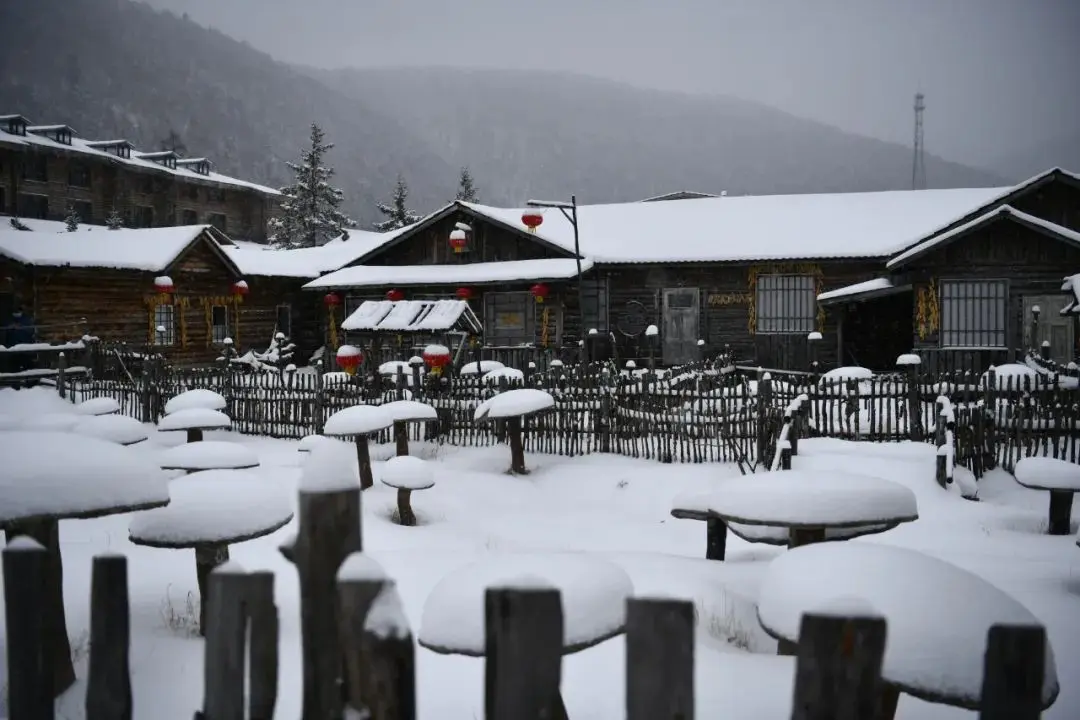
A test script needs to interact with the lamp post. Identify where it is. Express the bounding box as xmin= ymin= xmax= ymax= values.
xmin=524 ymin=195 xmax=586 ymax=362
